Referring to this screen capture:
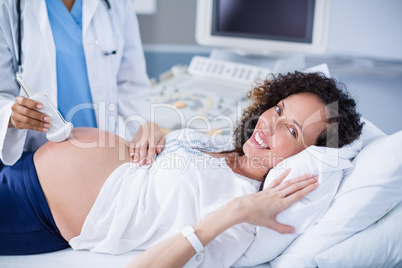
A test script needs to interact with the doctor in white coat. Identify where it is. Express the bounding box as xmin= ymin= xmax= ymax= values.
xmin=0 ymin=0 xmax=163 ymax=166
